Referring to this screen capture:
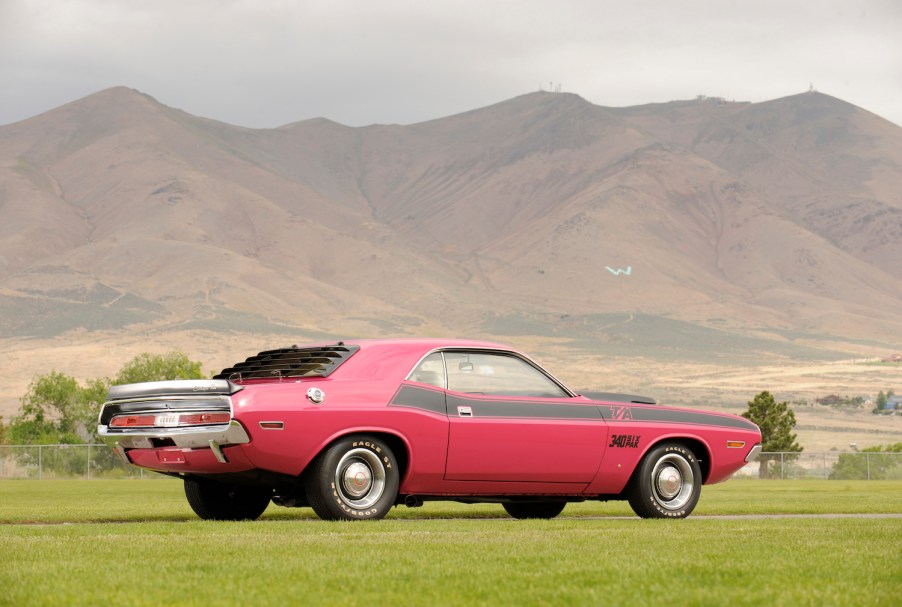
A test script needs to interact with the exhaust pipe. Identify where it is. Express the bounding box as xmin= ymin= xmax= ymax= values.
xmin=404 ymin=495 xmax=423 ymax=508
